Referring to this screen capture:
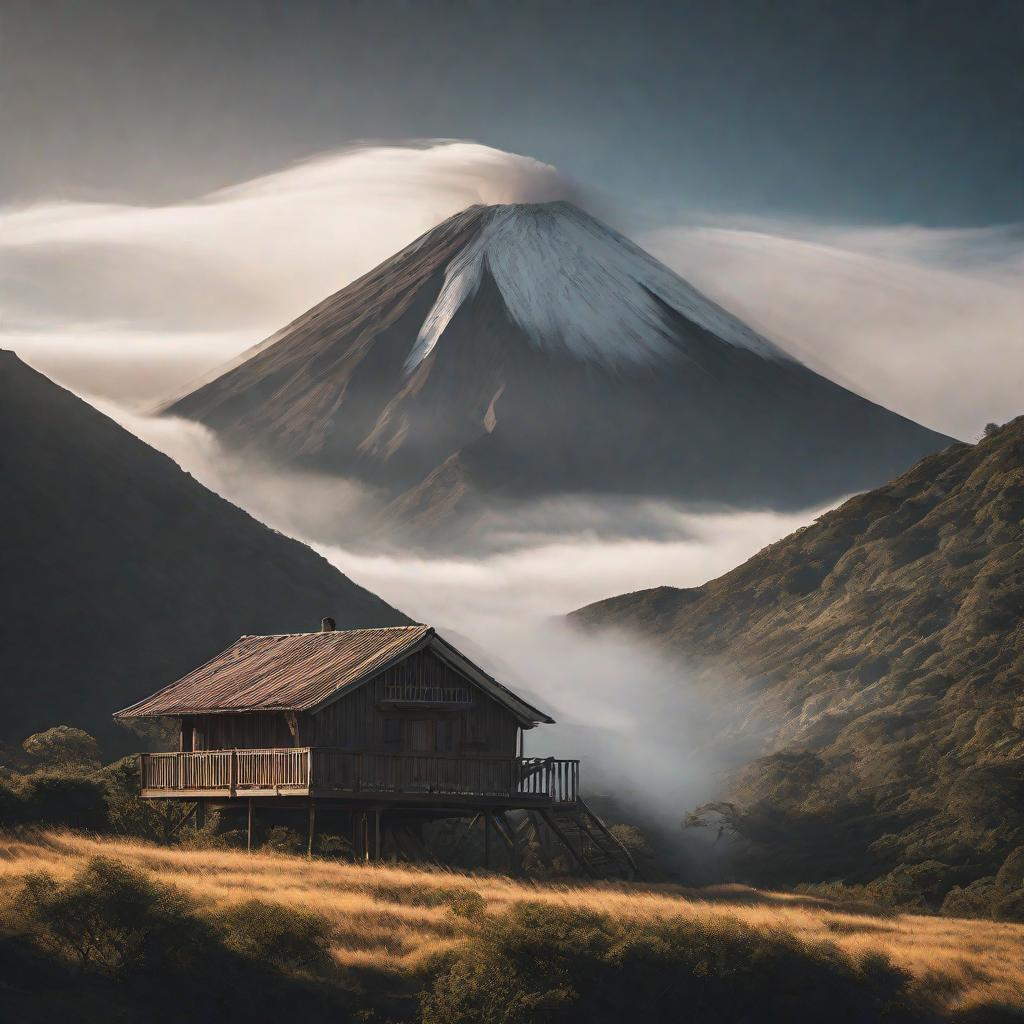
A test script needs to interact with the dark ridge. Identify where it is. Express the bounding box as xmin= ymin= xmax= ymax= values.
xmin=0 ymin=352 xmax=408 ymax=750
